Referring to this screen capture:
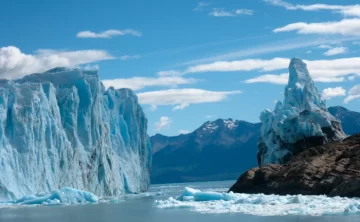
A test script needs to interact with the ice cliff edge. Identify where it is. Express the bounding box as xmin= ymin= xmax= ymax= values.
xmin=0 ymin=67 xmax=152 ymax=200
xmin=257 ymin=58 xmax=346 ymax=166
